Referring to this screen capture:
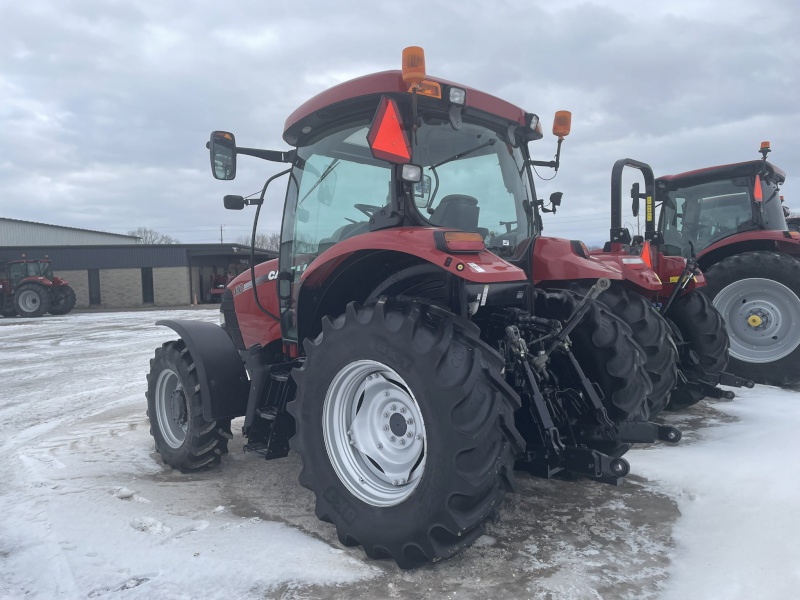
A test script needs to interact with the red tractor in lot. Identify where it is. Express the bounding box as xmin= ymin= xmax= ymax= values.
xmin=654 ymin=143 xmax=800 ymax=386
xmin=583 ymin=159 xmax=753 ymax=410
xmin=145 ymin=48 xmax=681 ymax=568
xmin=0 ymin=257 xmax=77 ymax=318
